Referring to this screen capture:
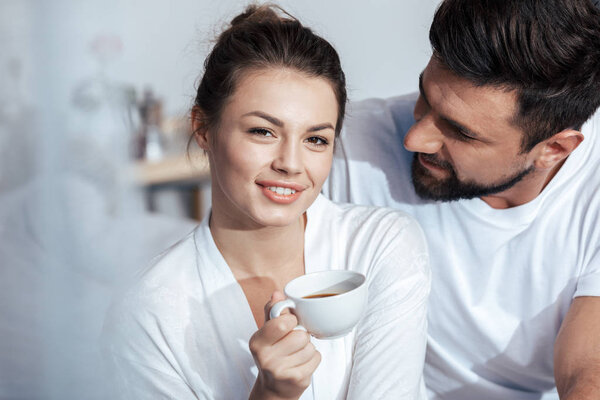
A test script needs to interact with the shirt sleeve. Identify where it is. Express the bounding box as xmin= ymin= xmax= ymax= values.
xmin=103 ymin=351 xmax=206 ymax=400
xmin=101 ymin=292 xmax=213 ymax=400
xmin=345 ymin=213 xmax=430 ymax=400
xmin=575 ymin=247 xmax=600 ymax=297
